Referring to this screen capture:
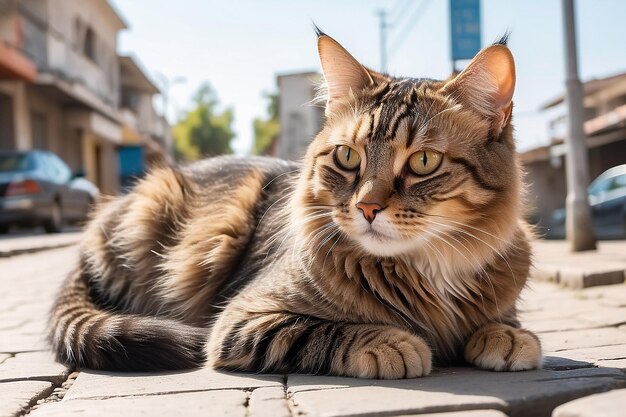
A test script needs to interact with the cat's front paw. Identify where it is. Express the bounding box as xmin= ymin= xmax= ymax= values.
xmin=345 ymin=327 xmax=432 ymax=379
xmin=465 ymin=323 xmax=542 ymax=371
